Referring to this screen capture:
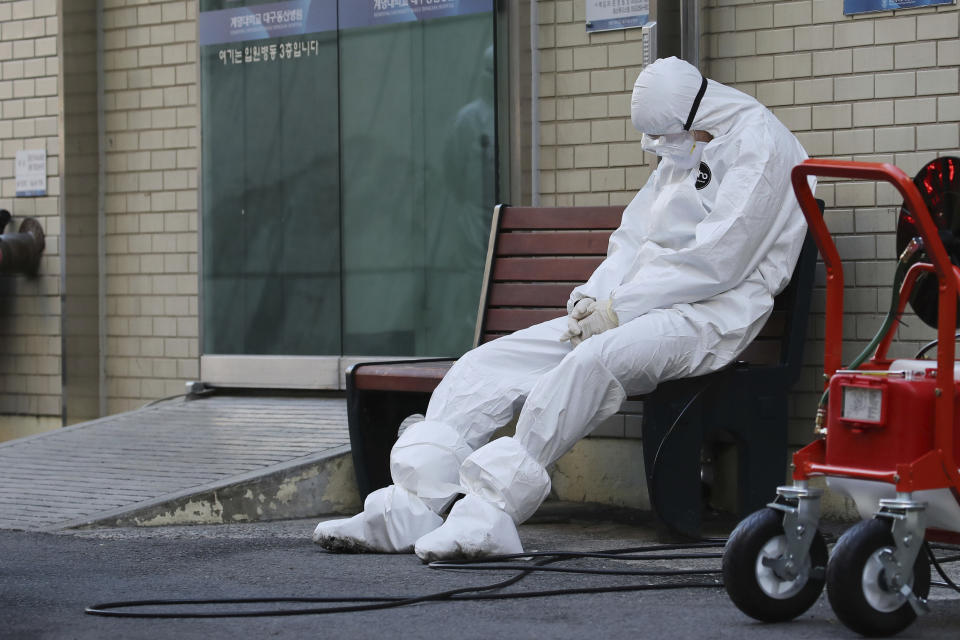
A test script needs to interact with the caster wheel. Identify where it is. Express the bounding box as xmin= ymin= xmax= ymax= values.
xmin=723 ymin=507 xmax=828 ymax=622
xmin=826 ymin=518 xmax=930 ymax=637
